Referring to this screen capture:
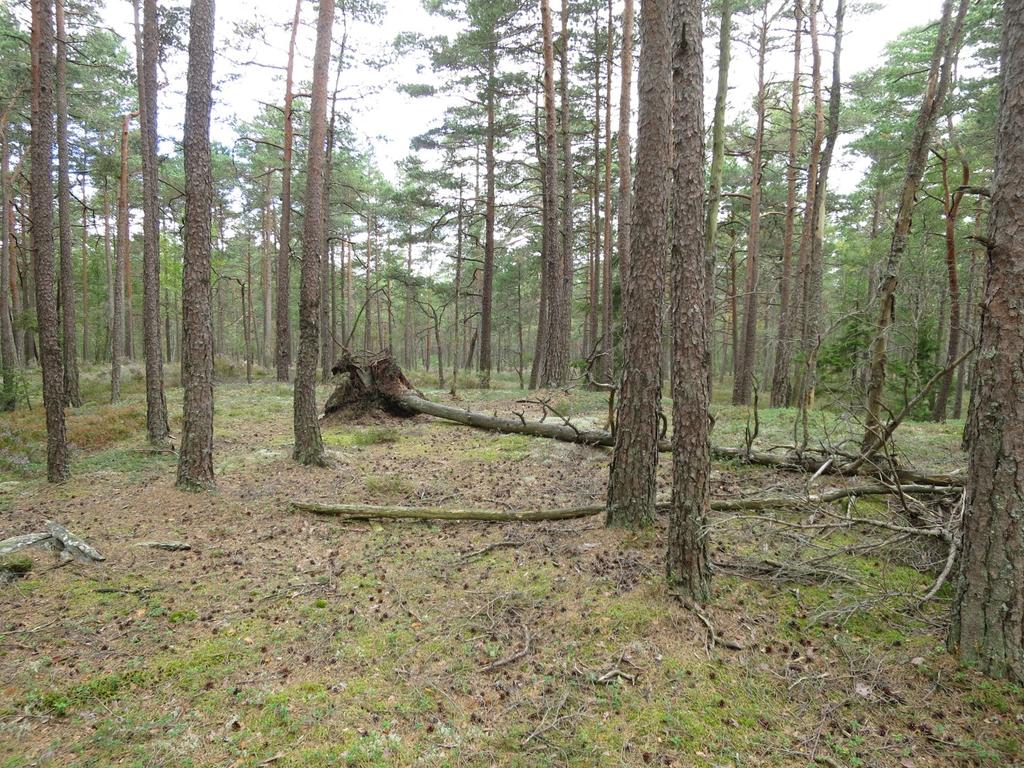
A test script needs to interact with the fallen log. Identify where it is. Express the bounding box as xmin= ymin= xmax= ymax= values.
xmin=323 ymin=351 xmax=965 ymax=488
xmin=292 ymin=483 xmax=957 ymax=522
